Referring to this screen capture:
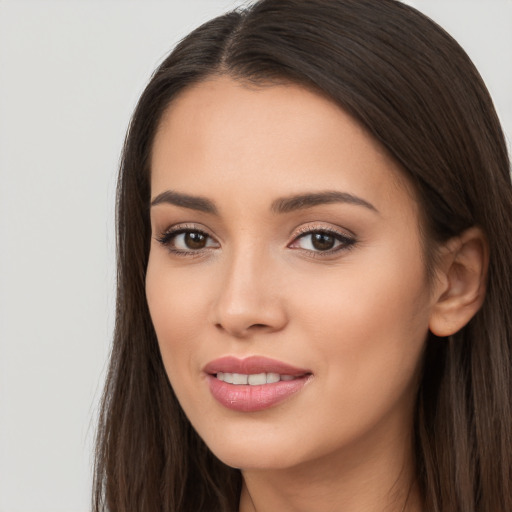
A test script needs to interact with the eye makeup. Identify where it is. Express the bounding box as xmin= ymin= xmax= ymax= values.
xmin=155 ymin=220 xmax=357 ymax=259
xmin=288 ymin=223 xmax=357 ymax=256
xmin=155 ymin=223 xmax=219 ymax=257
